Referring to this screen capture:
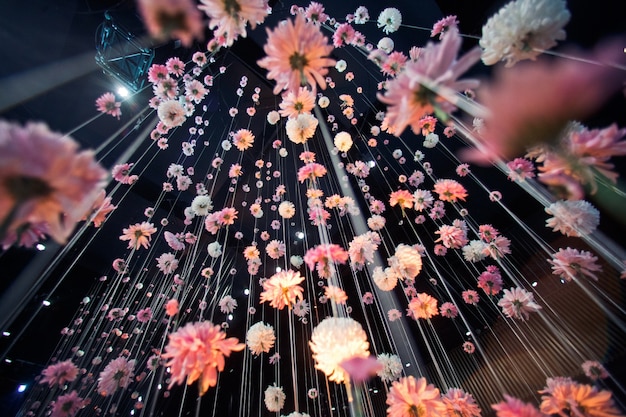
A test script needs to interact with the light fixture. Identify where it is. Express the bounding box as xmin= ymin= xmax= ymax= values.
xmin=405 ymin=363 xmax=411 ymax=367
xmin=2 ymin=331 xmax=10 ymax=337
xmin=275 ymin=267 xmax=282 ymax=272
xmin=531 ymin=281 xmax=538 ymax=287
xmin=367 ymin=160 xmax=376 ymax=167
xmin=117 ymin=85 xmax=130 ymax=98
xmin=465 ymin=331 xmax=471 ymax=336
xmin=36 ymin=243 xmax=46 ymax=251
xmin=243 ymin=289 xmax=250 ymax=296
xmin=228 ymin=314 xmax=233 ymax=321
xmin=17 ymin=384 xmax=27 ymax=393
xmin=4 ymin=358 xmax=12 ymax=364
xmin=42 ymin=300 xmax=51 ymax=307
xmin=296 ymin=232 xmax=305 ymax=239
